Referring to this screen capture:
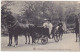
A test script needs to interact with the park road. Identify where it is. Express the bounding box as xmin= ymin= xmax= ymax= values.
xmin=1 ymin=33 xmax=79 ymax=51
